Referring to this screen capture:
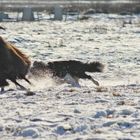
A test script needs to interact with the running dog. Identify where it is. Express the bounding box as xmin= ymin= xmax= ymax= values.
xmin=30 ymin=60 xmax=104 ymax=87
